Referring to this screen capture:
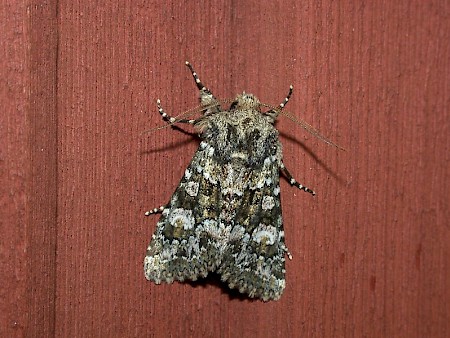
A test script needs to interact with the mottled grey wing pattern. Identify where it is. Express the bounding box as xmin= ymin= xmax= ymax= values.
xmin=145 ymin=139 xmax=287 ymax=301
xmin=218 ymin=157 xmax=287 ymax=301
xmin=144 ymin=144 xmax=223 ymax=283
